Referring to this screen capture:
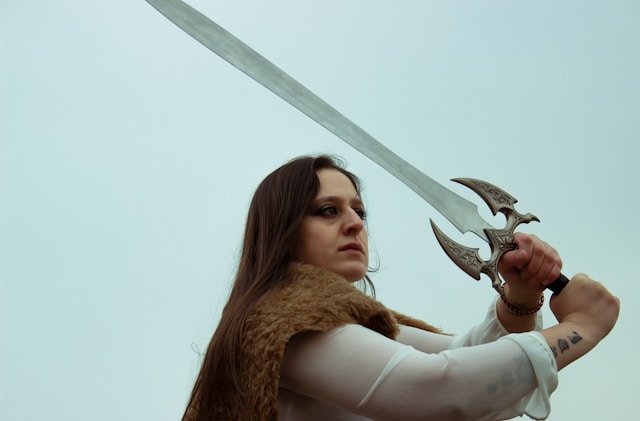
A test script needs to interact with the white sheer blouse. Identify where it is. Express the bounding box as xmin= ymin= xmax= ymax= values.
xmin=278 ymin=298 xmax=558 ymax=421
